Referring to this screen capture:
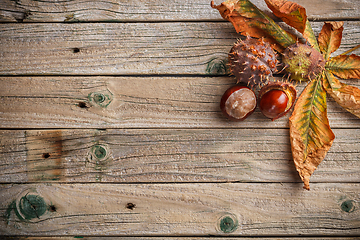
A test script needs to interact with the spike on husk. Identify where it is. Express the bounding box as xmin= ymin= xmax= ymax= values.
xmin=229 ymin=36 xmax=278 ymax=87
xmin=282 ymin=43 xmax=325 ymax=81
